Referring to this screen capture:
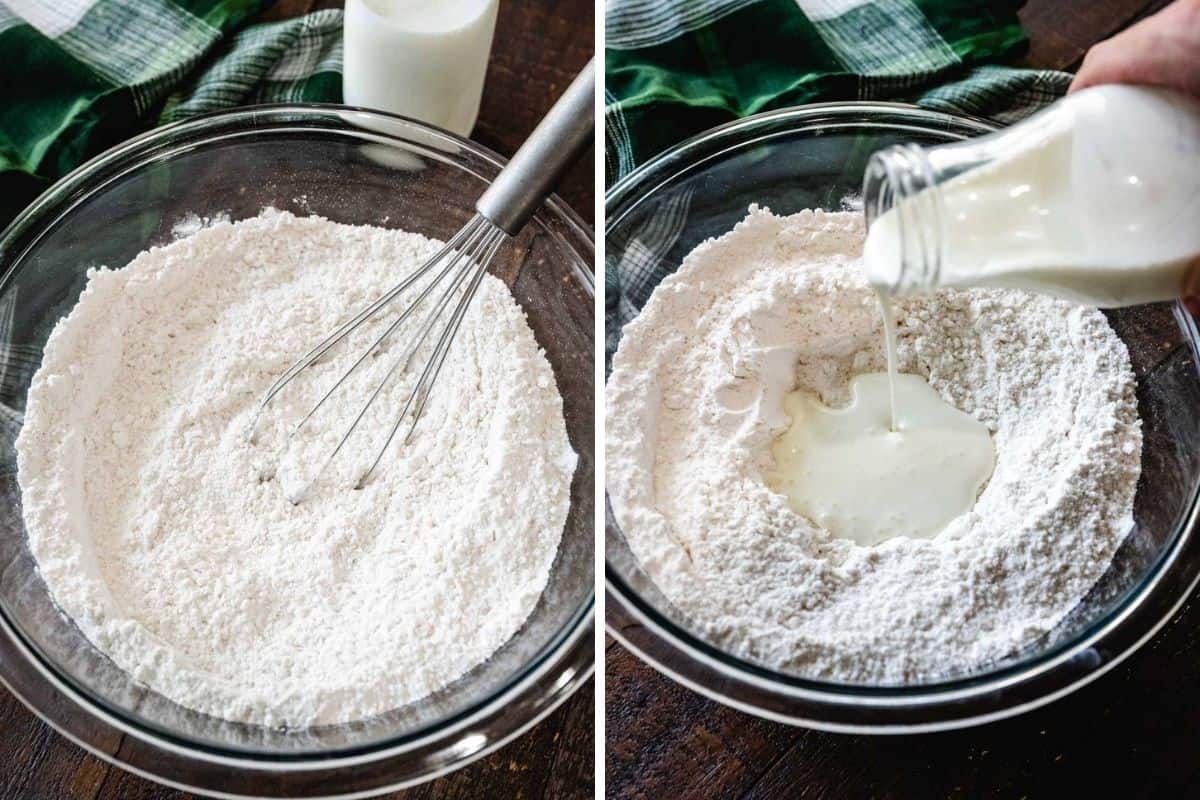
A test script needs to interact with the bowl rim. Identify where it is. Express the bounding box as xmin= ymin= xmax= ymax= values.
xmin=2 ymin=102 xmax=595 ymax=272
xmin=603 ymin=99 xmax=1200 ymax=732
xmin=0 ymin=102 xmax=595 ymax=794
